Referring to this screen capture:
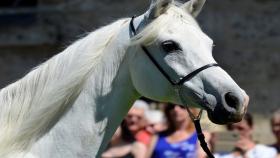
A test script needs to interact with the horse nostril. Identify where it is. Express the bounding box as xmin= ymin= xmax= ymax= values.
xmin=224 ymin=92 xmax=240 ymax=110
